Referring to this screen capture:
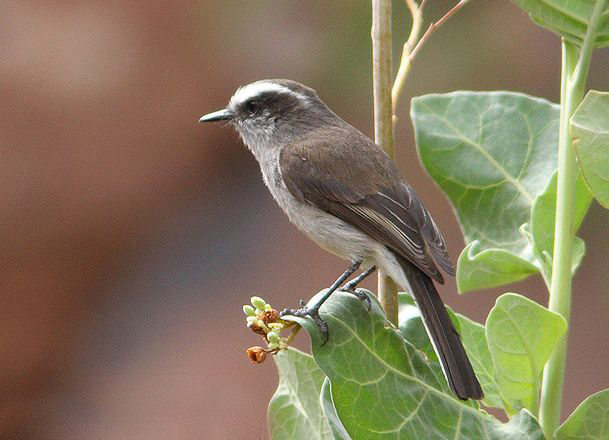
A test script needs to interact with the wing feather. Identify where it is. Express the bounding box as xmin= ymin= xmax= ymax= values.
xmin=280 ymin=127 xmax=453 ymax=282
